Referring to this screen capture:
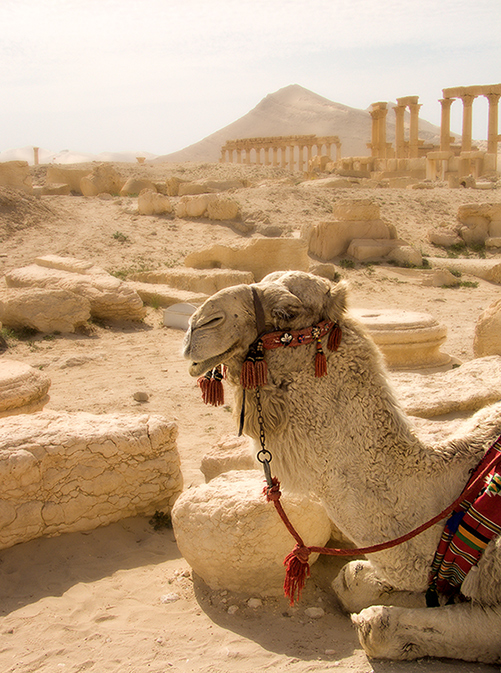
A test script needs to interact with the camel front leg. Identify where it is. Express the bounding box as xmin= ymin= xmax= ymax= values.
xmin=352 ymin=602 xmax=501 ymax=663
xmin=332 ymin=560 xmax=425 ymax=613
